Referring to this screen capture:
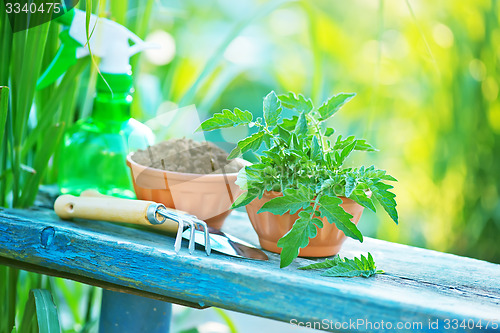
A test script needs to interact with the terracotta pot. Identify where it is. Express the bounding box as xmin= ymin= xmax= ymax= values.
xmin=126 ymin=154 xmax=245 ymax=229
xmin=246 ymin=191 xmax=366 ymax=257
